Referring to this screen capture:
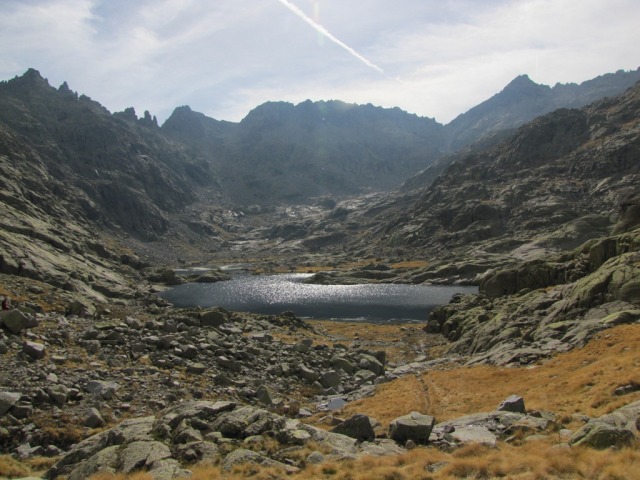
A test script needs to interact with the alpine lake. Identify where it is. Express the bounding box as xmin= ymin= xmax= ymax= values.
xmin=160 ymin=271 xmax=477 ymax=324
